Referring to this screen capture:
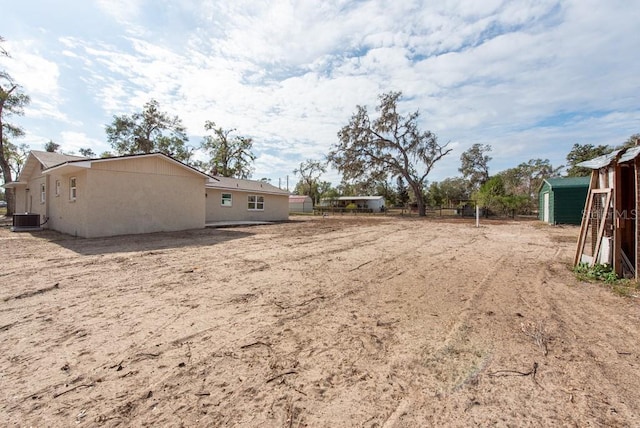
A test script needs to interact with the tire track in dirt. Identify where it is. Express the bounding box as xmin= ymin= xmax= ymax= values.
xmin=535 ymin=247 xmax=640 ymax=426
xmin=5 ymin=220 xmax=640 ymax=426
